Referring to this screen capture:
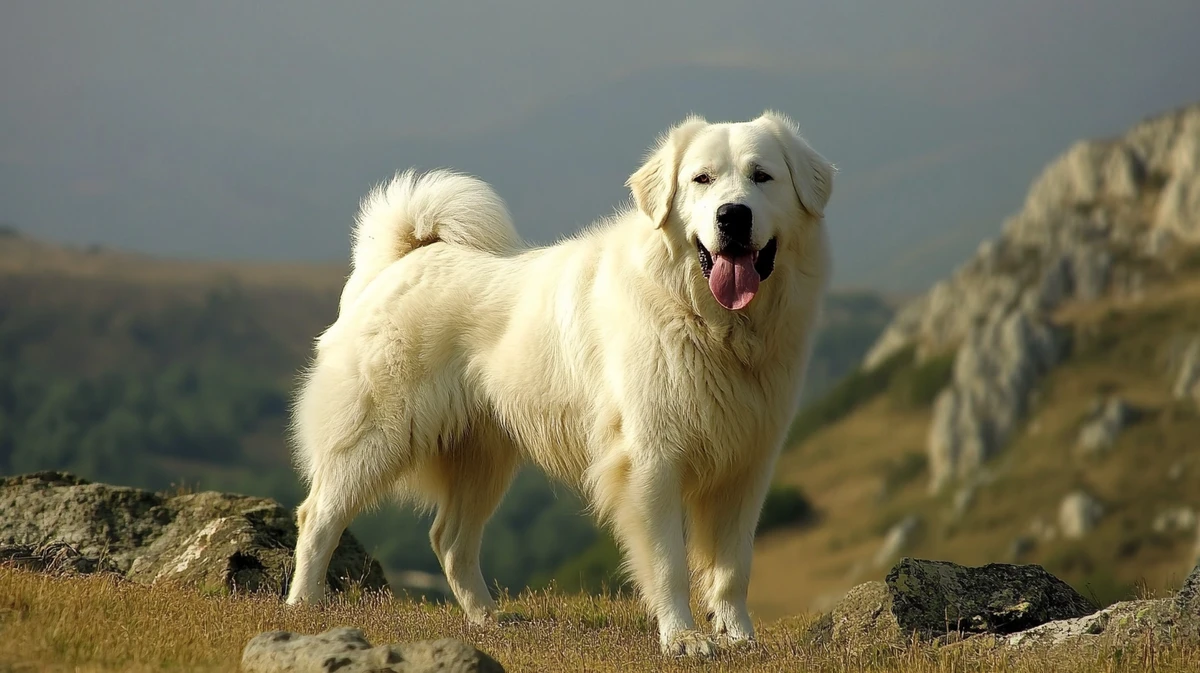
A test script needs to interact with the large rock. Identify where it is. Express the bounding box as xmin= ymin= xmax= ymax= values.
xmin=814 ymin=558 xmax=1096 ymax=653
xmin=1178 ymin=562 xmax=1200 ymax=616
xmin=0 ymin=472 xmax=388 ymax=596
xmin=1003 ymin=598 xmax=1185 ymax=649
xmin=241 ymin=627 xmax=504 ymax=673
xmin=886 ymin=558 xmax=1096 ymax=638
xmin=1001 ymin=563 xmax=1200 ymax=652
